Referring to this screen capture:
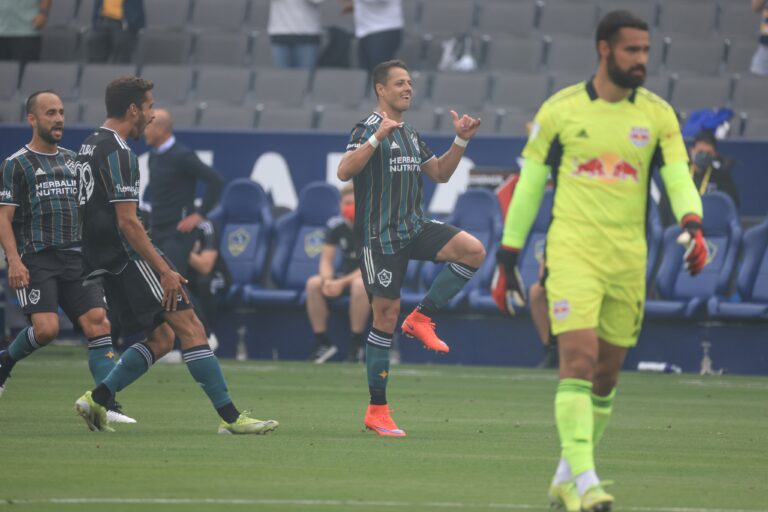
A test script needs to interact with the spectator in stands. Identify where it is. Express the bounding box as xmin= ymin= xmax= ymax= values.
xmin=305 ymin=183 xmax=368 ymax=363
xmin=187 ymin=219 xmax=231 ymax=353
xmin=338 ymin=0 xmax=403 ymax=75
xmin=144 ymin=109 xmax=224 ymax=277
xmin=86 ymin=0 xmax=145 ymax=63
xmin=268 ymin=0 xmax=324 ymax=69
xmin=751 ymin=0 xmax=768 ymax=76
xmin=0 ymin=0 xmax=50 ymax=66
xmin=689 ymin=130 xmax=740 ymax=209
